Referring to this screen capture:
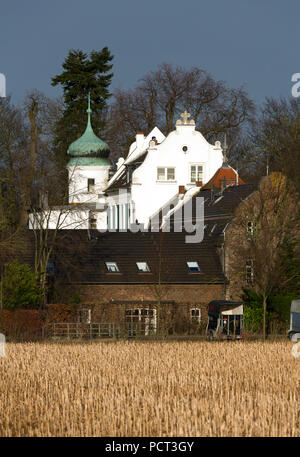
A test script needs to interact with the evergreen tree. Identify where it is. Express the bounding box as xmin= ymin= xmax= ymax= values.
xmin=52 ymin=47 xmax=113 ymax=167
xmin=1 ymin=261 xmax=42 ymax=309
